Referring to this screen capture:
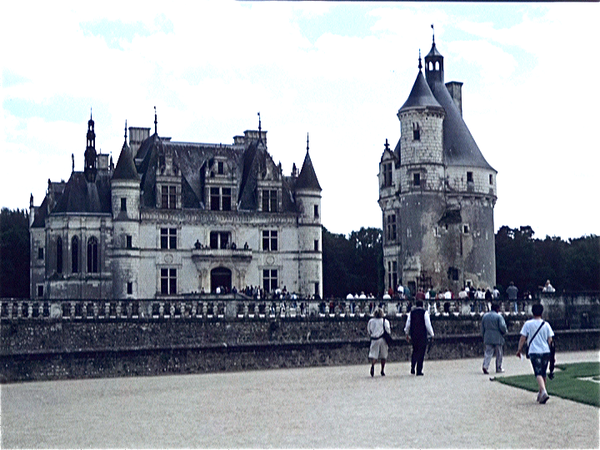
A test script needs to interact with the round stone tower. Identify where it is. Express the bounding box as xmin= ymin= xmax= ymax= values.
xmin=379 ymin=39 xmax=497 ymax=295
